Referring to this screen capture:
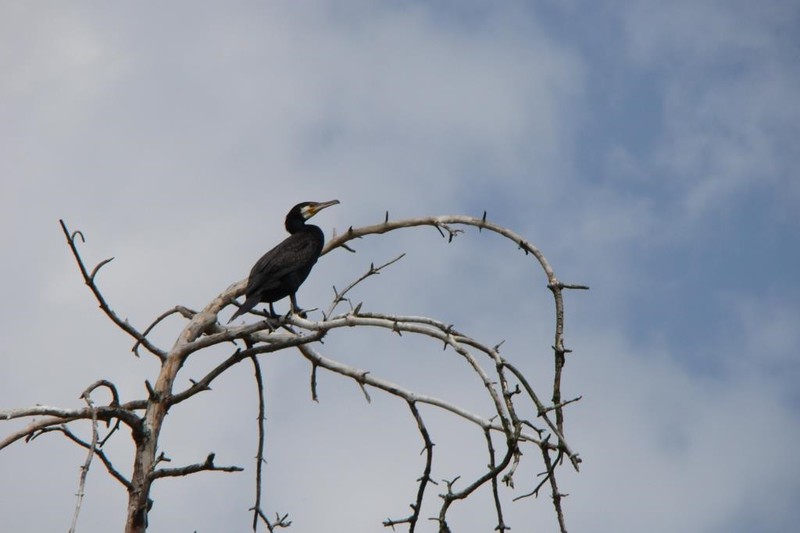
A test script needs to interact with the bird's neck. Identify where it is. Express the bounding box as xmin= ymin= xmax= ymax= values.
xmin=286 ymin=221 xmax=321 ymax=235
xmin=285 ymin=220 xmax=304 ymax=233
